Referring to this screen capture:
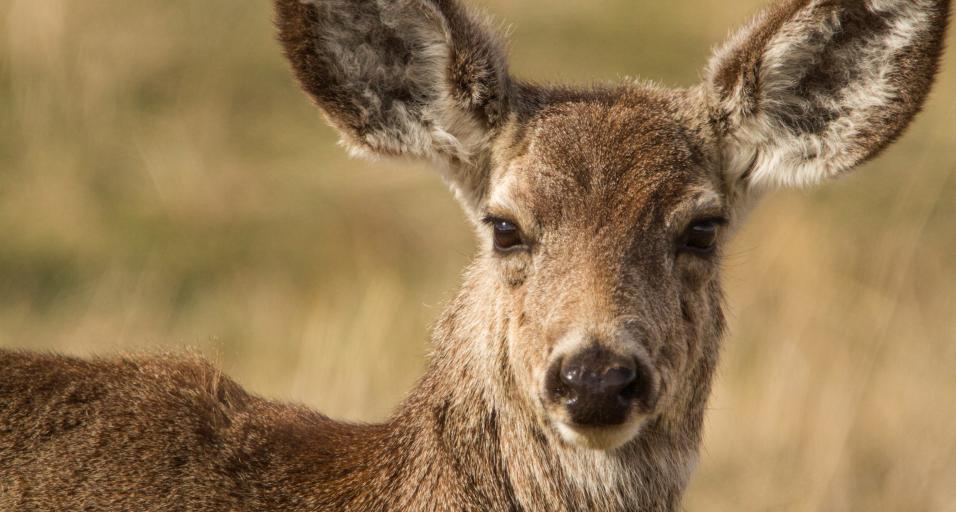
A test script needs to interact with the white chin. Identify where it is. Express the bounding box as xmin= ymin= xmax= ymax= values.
xmin=554 ymin=419 xmax=645 ymax=451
